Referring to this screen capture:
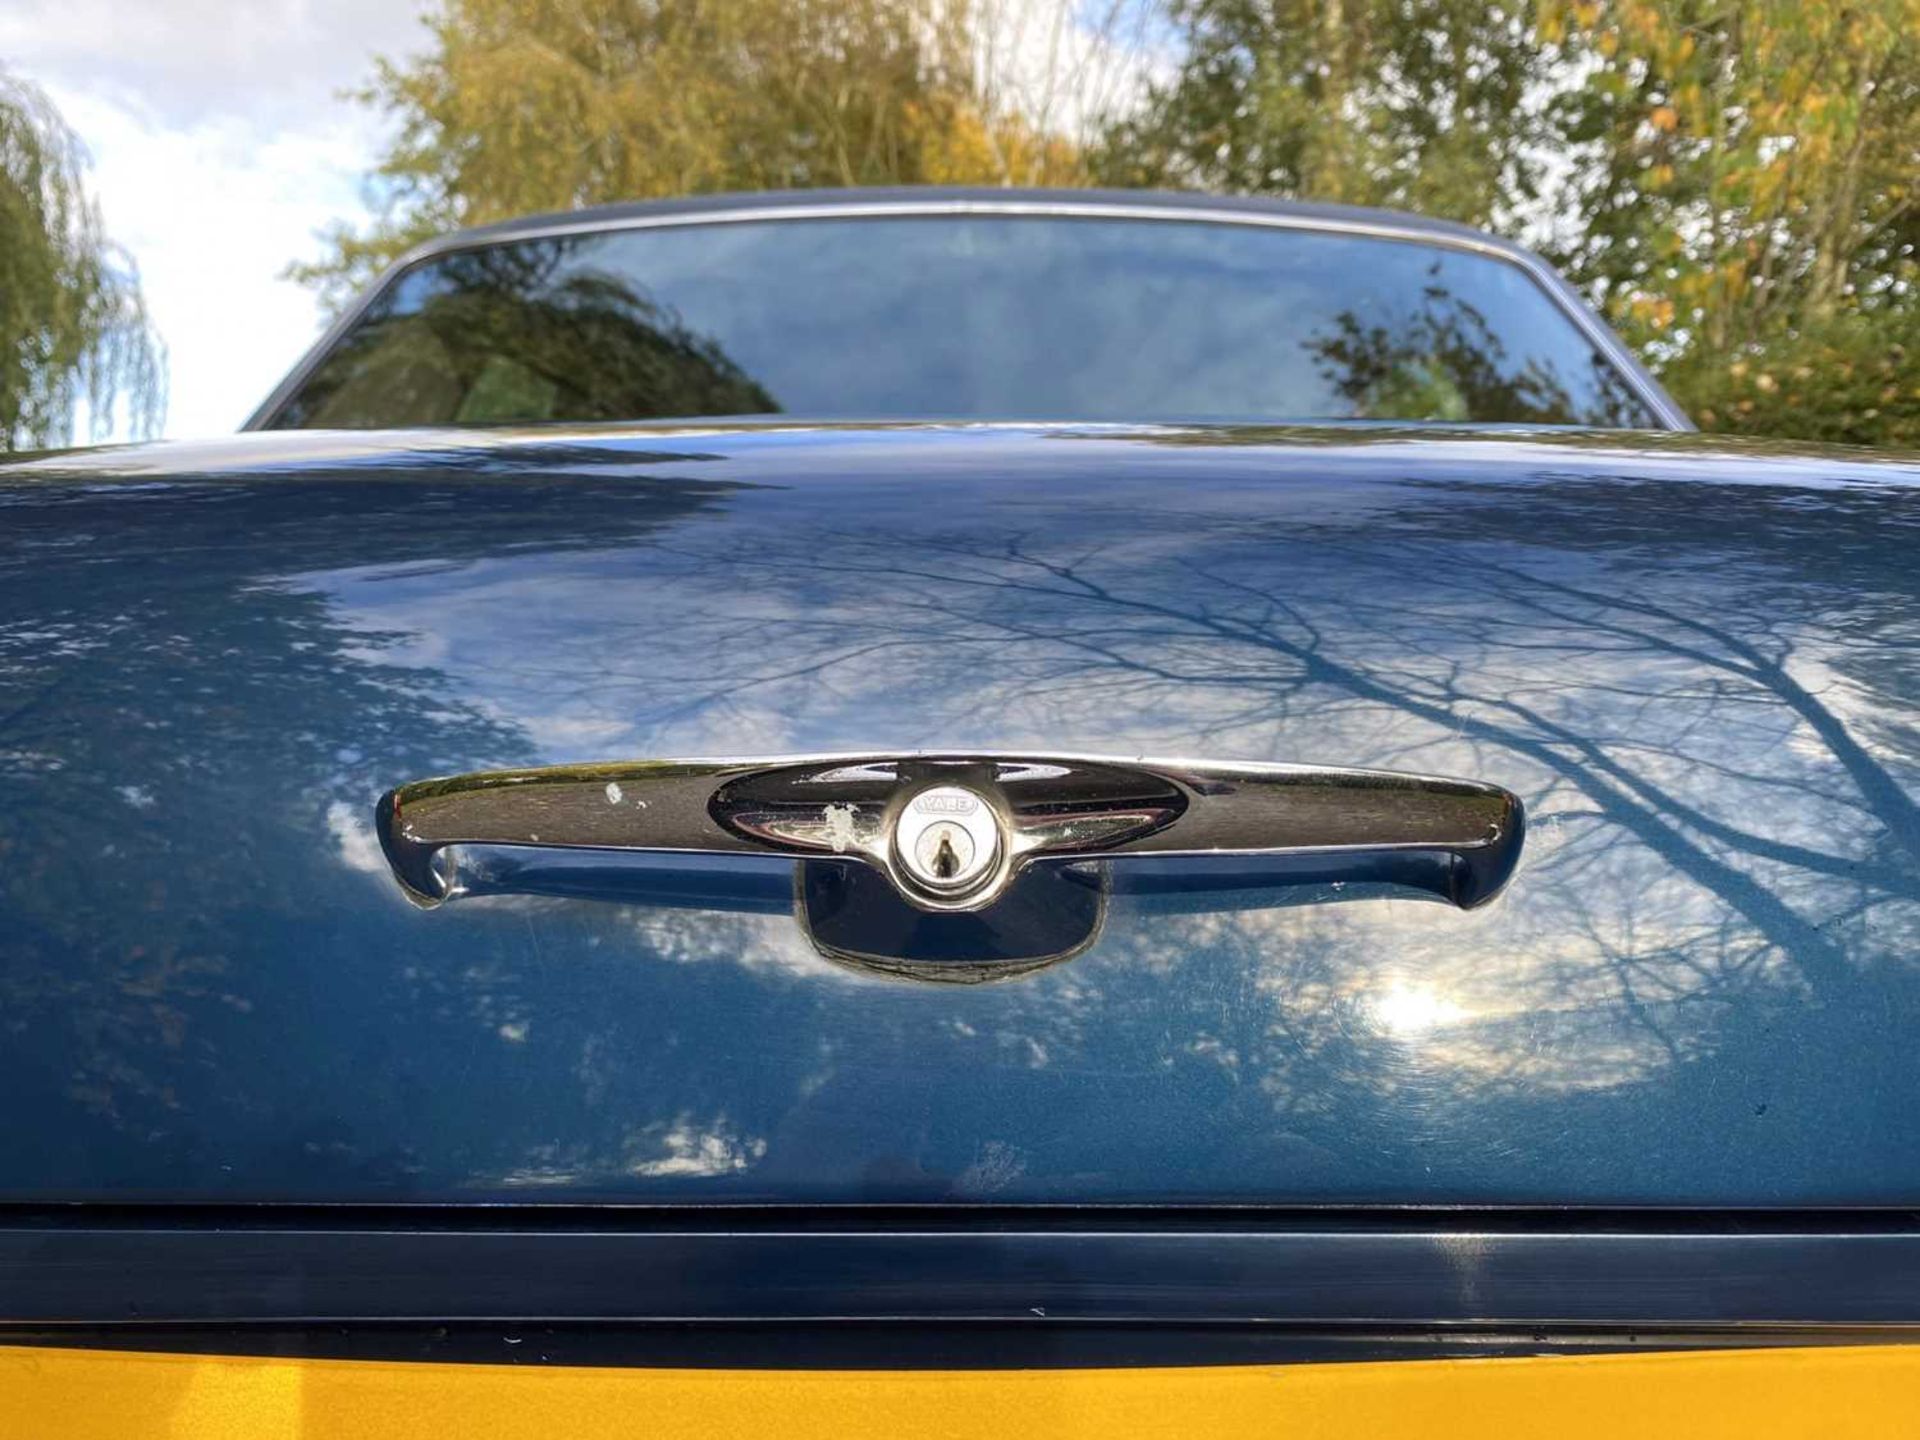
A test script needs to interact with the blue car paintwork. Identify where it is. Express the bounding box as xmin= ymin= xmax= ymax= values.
xmin=1 ymin=422 xmax=1916 ymax=1206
